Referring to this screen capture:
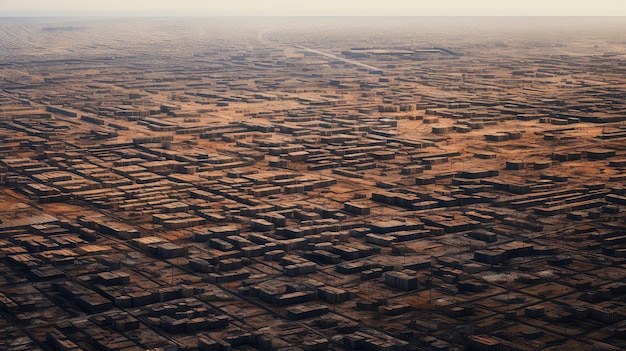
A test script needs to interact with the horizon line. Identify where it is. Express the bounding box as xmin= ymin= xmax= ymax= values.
xmin=2 ymin=14 xmax=626 ymax=18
